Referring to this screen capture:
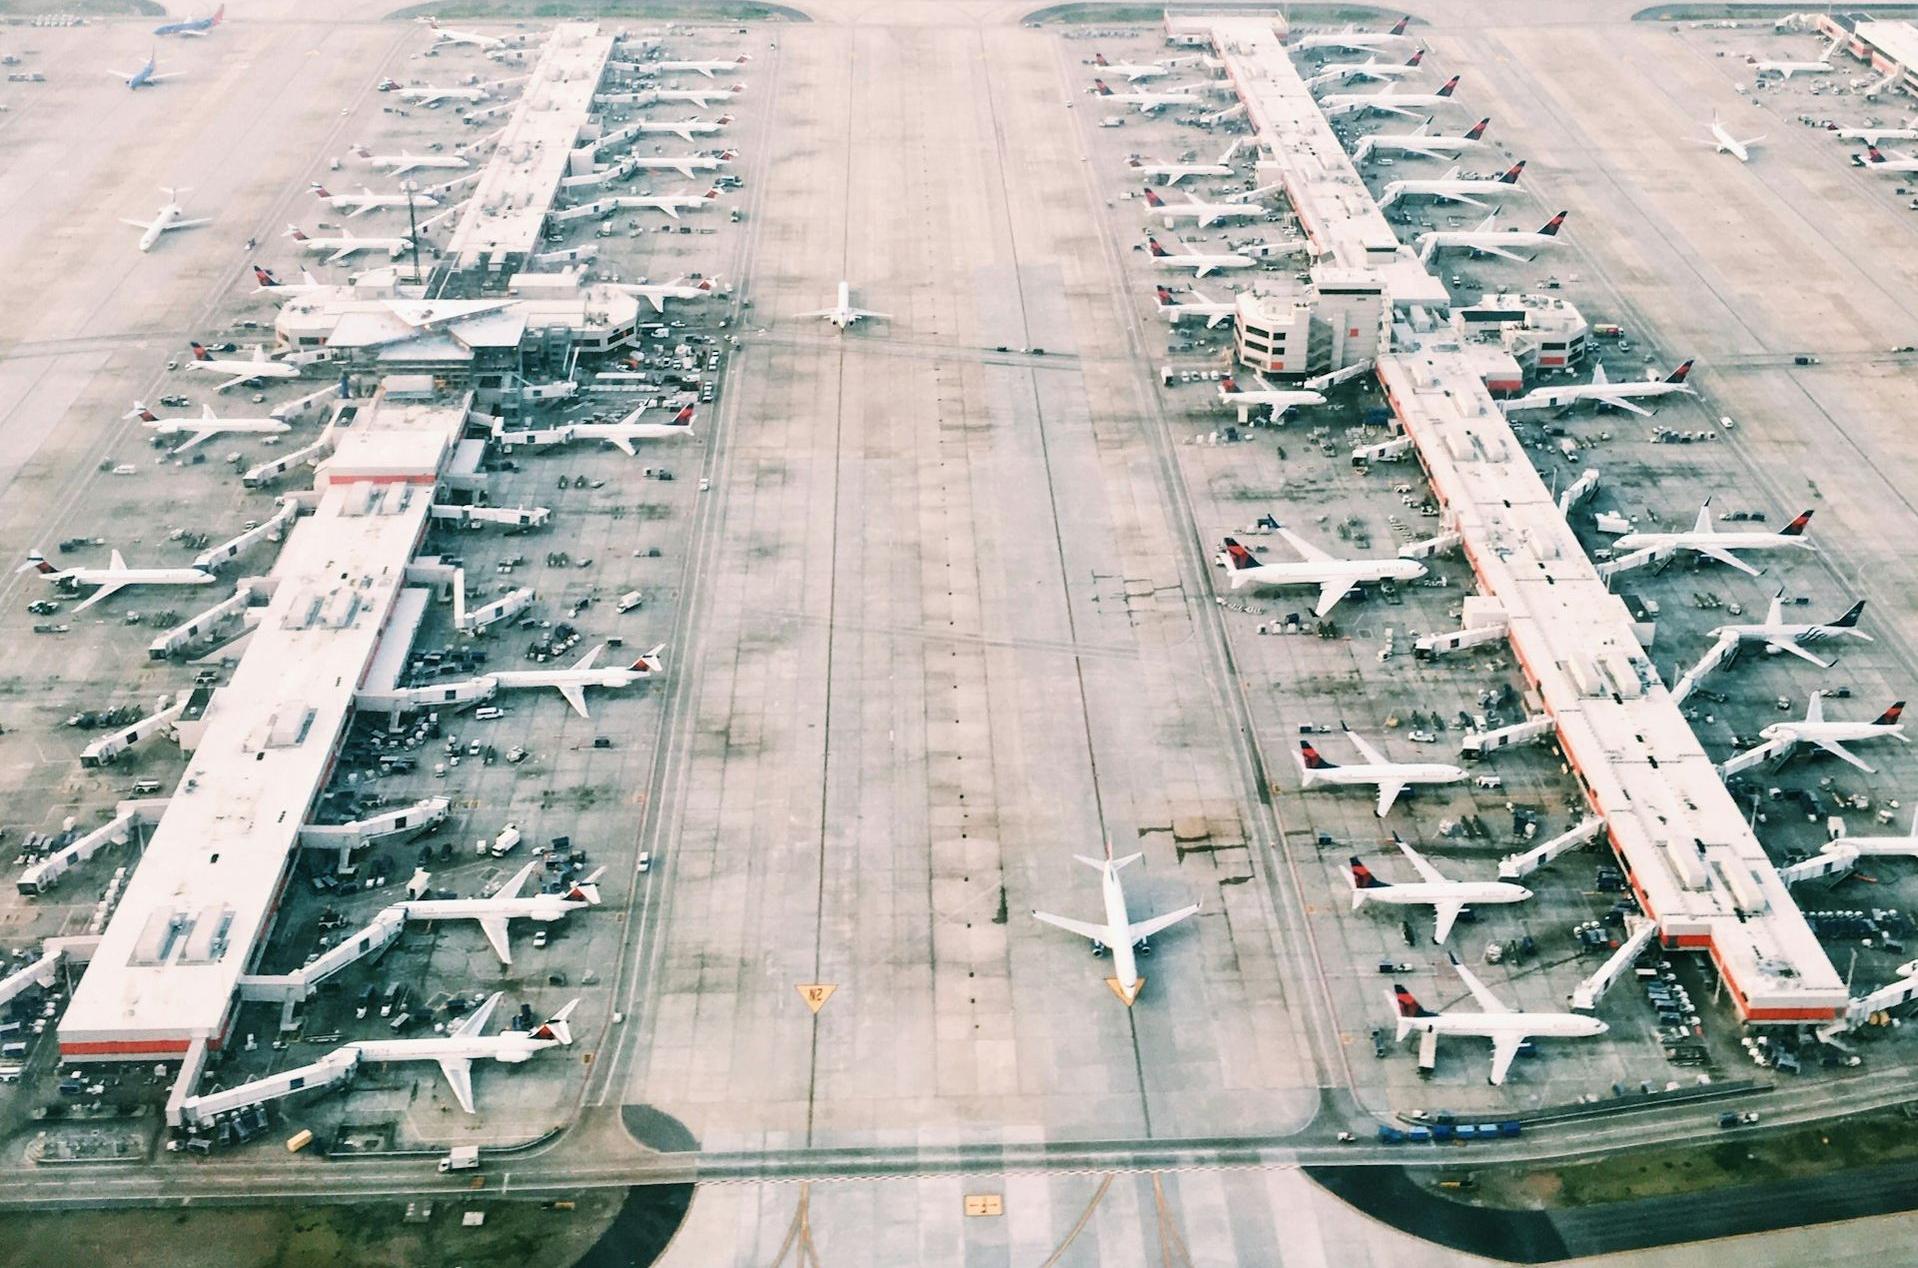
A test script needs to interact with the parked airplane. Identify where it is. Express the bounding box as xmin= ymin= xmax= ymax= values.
xmin=1031 ymin=839 xmax=1200 ymax=1005
xmin=569 ymin=406 xmax=695 ymax=456
xmin=1128 ymin=138 xmax=1243 ymax=186
xmin=1417 ymin=209 xmax=1568 ymax=264
xmin=615 ymin=276 xmax=717 ymax=314
xmin=1146 ymin=235 xmax=1254 ymax=278
xmin=1298 ymin=732 xmax=1466 ymax=816
xmin=1499 ymin=359 xmax=1693 ymax=417
xmin=285 ymin=223 xmax=413 ymax=264
xmin=419 ymin=16 xmax=509 ymax=50
xmin=1220 ymin=527 xmax=1423 ymax=616
xmin=122 ymin=188 xmax=210 ymax=252
xmin=1355 ymin=117 xmax=1491 ymax=162
xmin=1752 ymin=39 xmax=1839 ymax=78
xmin=107 ymin=51 xmax=182 ymax=89
xmin=798 ymin=280 xmax=890 ymax=330
xmin=1141 ymin=185 xmax=1266 ymax=229
xmin=1610 ymin=502 xmax=1815 ymax=578
xmin=621 ymin=150 xmax=736 ymax=180
xmin=251 ymin=263 xmax=328 ymax=294
xmin=1153 ymin=284 xmax=1236 ymax=329
xmin=1378 ymin=161 xmax=1525 ymax=210
xmin=1394 ymin=953 xmax=1607 ymax=1085
xmin=19 ymin=549 xmax=214 ymax=612
xmin=1837 ymin=125 xmax=1918 ymax=145
xmin=628 ymin=187 xmax=722 ymax=220
xmin=132 ymin=402 xmax=289 ymax=453
xmin=348 ymin=992 xmax=578 ymax=1113
xmin=633 ymin=115 xmax=732 ymax=142
xmin=1092 ymin=79 xmax=1205 ymax=113
xmin=1321 ymin=75 xmax=1460 ymax=120
xmin=650 ymin=82 xmax=744 ymax=109
xmin=1216 ymin=375 xmax=1325 ymax=422
xmin=1308 ymin=48 xmax=1425 ymax=89
xmin=1707 ymin=593 xmax=1869 ymax=670
xmin=154 ymin=4 xmax=222 ymax=37
xmin=1350 ymin=836 xmax=1531 ymax=944
xmin=491 ymin=643 xmax=666 ymax=717
xmin=656 ymin=54 xmax=750 ymax=78
xmin=1709 ymin=112 xmax=1764 ymax=162
xmin=354 ymin=147 xmax=473 ymax=178
xmin=1092 ymin=51 xmax=1180 ymax=82
xmin=1754 ymin=692 xmax=1906 ymax=773
xmin=310 ymin=182 xmax=440 ymax=218
xmin=397 ymin=83 xmax=499 ymax=106
xmin=1862 ymin=144 xmax=1918 ymax=174
xmin=1822 ymin=807 xmax=1918 ymax=856
xmin=399 ymin=859 xmax=605 ymax=964
xmin=185 ymin=342 xmax=302 ymax=391
xmin=1293 ymin=14 xmax=1411 ymax=53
